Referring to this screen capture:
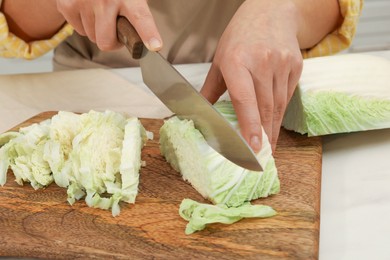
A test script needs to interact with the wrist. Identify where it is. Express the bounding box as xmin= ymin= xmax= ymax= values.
xmin=287 ymin=0 xmax=342 ymax=49
xmin=243 ymin=0 xmax=301 ymax=43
